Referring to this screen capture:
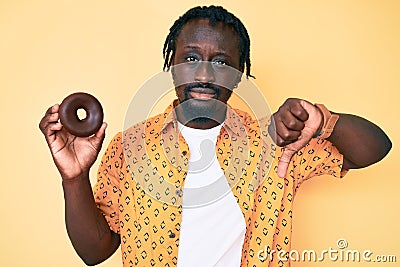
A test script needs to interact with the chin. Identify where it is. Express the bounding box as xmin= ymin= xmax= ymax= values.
xmin=183 ymin=99 xmax=217 ymax=121
xmin=190 ymin=117 xmax=215 ymax=124
xmin=177 ymin=96 xmax=222 ymax=121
